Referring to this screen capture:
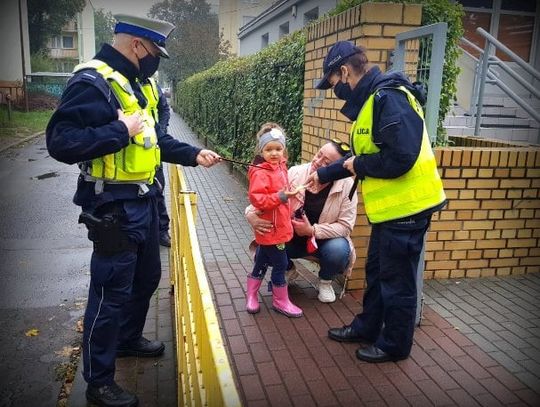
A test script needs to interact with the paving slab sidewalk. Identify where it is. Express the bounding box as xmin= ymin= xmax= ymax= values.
xmin=69 ymin=111 xmax=540 ymax=406
xmin=173 ymin=112 xmax=540 ymax=407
